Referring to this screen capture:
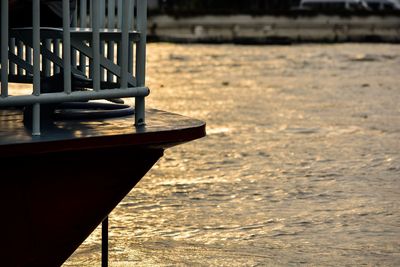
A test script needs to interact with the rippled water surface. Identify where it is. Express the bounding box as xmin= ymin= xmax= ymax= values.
xmin=65 ymin=43 xmax=400 ymax=266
